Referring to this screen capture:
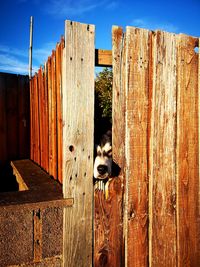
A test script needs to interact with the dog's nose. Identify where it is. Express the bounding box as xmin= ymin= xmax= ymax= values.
xmin=97 ymin=165 xmax=108 ymax=175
